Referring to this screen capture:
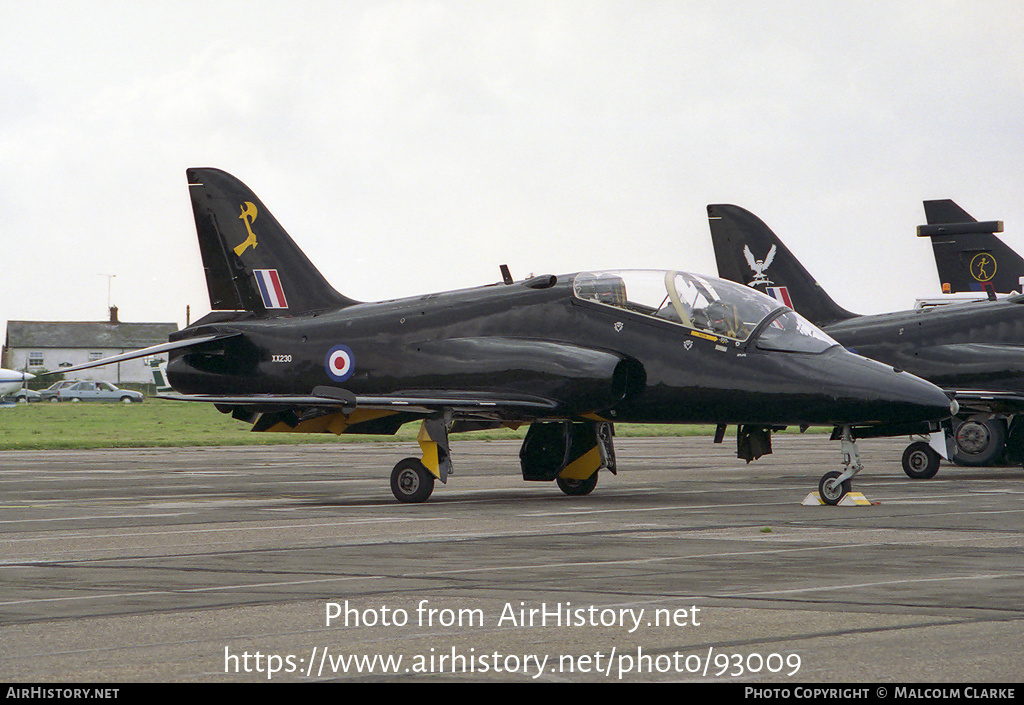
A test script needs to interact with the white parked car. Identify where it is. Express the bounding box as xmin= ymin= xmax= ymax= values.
xmin=2 ymin=388 xmax=41 ymax=403
xmin=57 ymin=381 xmax=144 ymax=403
